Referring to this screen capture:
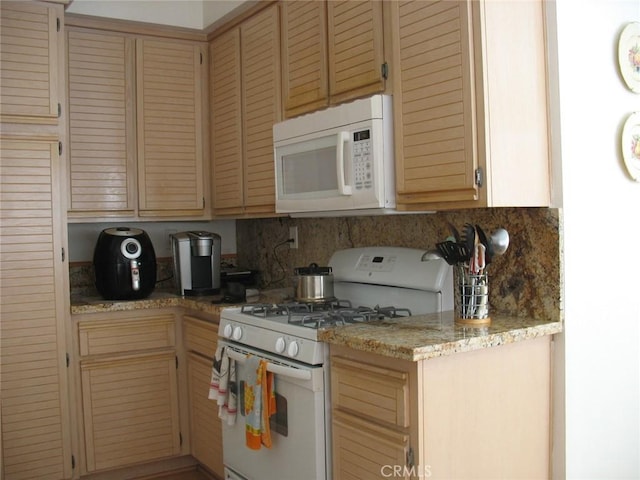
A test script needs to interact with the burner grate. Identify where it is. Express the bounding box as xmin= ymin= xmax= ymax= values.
xmin=239 ymin=300 xmax=412 ymax=329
